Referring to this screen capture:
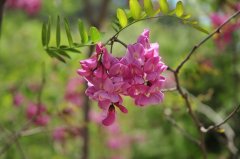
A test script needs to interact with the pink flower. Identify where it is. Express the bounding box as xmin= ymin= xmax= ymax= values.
xmin=64 ymin=77 xmax=84 ymax=106
xmin=52 ymin=127 xmax=66 ymax=142
xmin=12 ymin=92 xmax=24 ymax=107
xmin=123 ymin=29 xmax=167 ymax=106
xmin=78 ymin=30 xmax=167 ymax=126
xmin=6 ymin=0 xmax=41 ymax=16
xmin=237 ymin=3 xmax=240 ymax=10
xmin=34 ymin=114 xmax=50 ymax=126
xmin=6 ymin=0 xmax=22 ymax=8
xmin=21 ymin=0 xmax=41 ymax=15
xmin=210 ymin=13 xmax=240 ymax=50
xmin=26 ymin=102 xmax=50 ymax=126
